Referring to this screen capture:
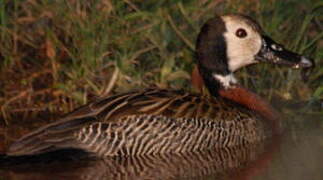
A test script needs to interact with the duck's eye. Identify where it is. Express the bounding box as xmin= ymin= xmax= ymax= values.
xmin=235 ymin=28 xmax=247 ymax=38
